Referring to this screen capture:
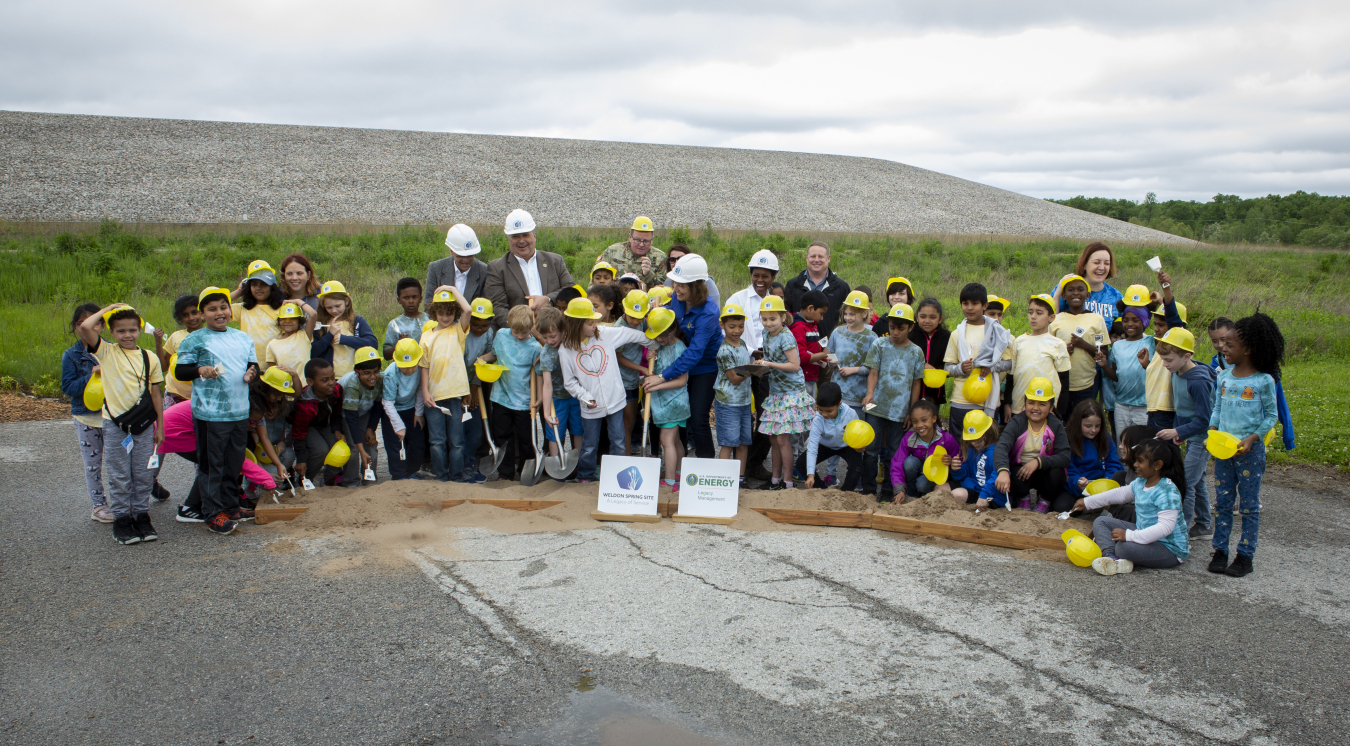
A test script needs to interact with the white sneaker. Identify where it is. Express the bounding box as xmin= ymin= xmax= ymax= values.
xmin=90 ymin=505 xmax=115 ymax=523
xmin=1091 ymin=557 xmax=1119 ymax=575
xmin=1115 ymin=558 xmax=1134 ymax=574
